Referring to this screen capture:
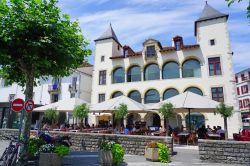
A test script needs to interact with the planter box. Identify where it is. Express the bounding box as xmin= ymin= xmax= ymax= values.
xmin=39 ymin=153 xmax=62 ymax=166
xmin=98 ymin=150 xmax=113 ymax=166
xmin=145 ymin=148 xmax=159 ymax=161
